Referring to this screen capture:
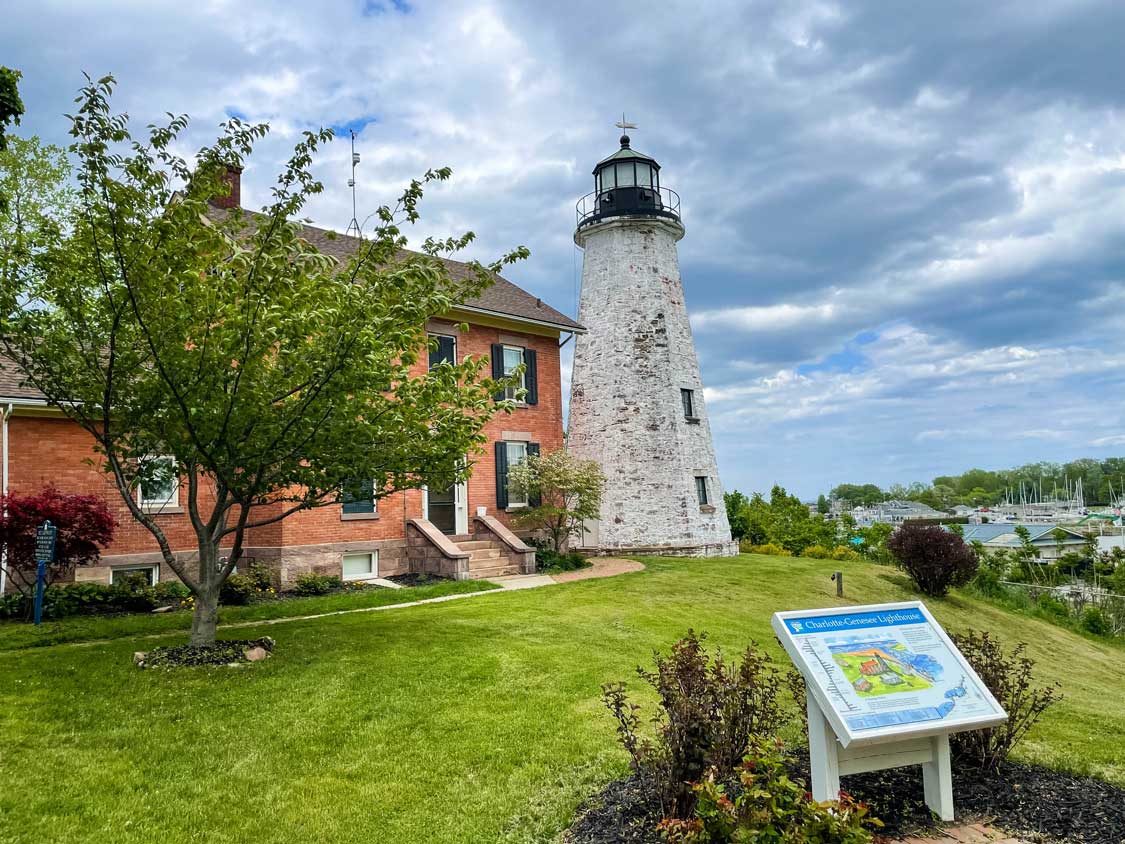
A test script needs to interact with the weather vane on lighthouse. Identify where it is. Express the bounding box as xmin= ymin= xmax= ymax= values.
xmin=615 ymin=113 xmax=637 ymax=132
